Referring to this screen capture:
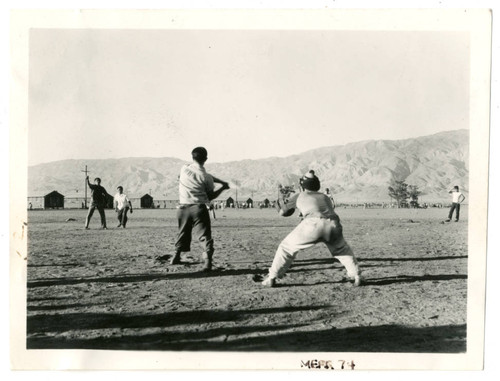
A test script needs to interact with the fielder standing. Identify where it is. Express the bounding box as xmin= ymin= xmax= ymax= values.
xmin=114 ymin=186 xmax=133 ymax=228
xmin=446 ymin=186 xmax=466 ymax=222
xmin=324 ymin=187 xmax=336 ymax=209
xmin=262 ymin=170 xmax=362 ymax=287
xmin=157 ymin=147 xmax=230 ymax=271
